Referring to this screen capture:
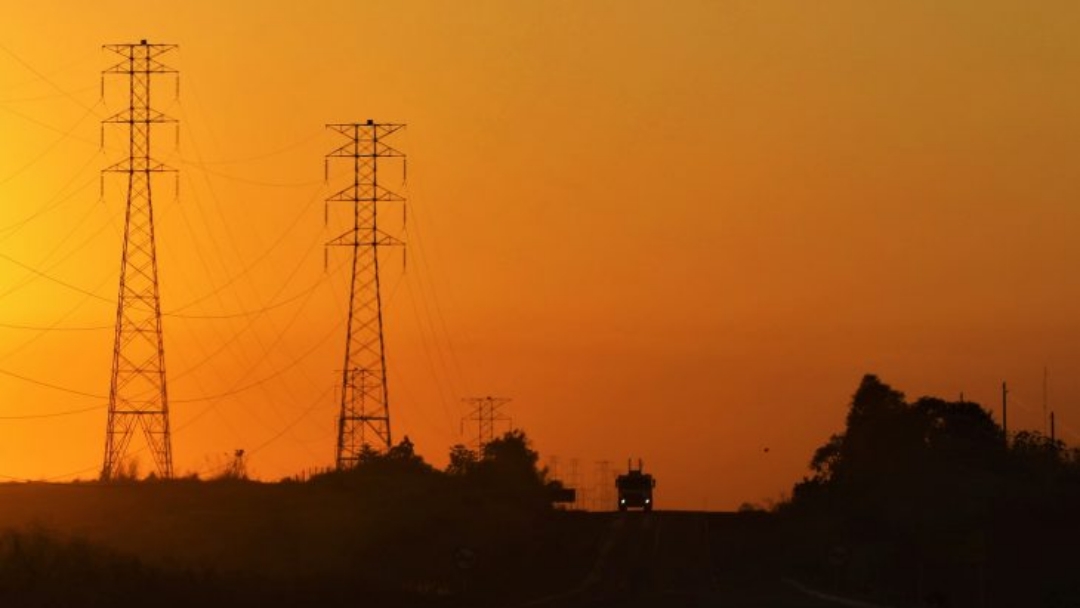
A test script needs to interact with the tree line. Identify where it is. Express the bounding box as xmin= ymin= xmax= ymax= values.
xmin=781 ymin=374 xmax=1080 ymax=608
